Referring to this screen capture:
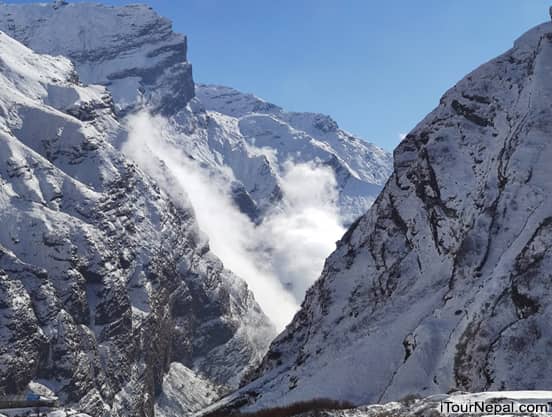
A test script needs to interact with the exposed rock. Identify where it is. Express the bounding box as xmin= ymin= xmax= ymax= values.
xmin=0 ymin=31 xmax=274 ymax=417
xmin=0 ymin=2 xmax=195 ymax=115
